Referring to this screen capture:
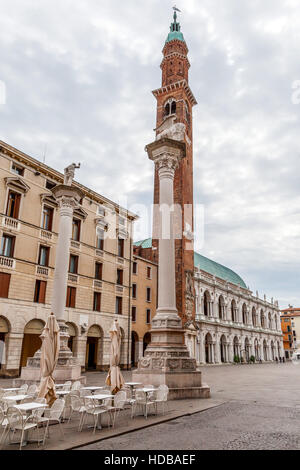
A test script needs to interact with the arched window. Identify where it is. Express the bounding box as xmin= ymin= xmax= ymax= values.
xmin=252 ymin=308 xmax=256 ymax=327
xmin=231 ymin=300 xmax=236 ymax=322
xmin=274 ymin=315 xmax=278 ymax=331
xmin=203 ymin=291 xmax=210 ymax=317
xmin=268 ymin=312 xmax=272 ymax=329
xmin=218 ymin=296 xmax=225 ymax=320
xmin=164 ymin=98 xmax=176 ymax=118
xmin=261 ymin=310 xmax=265 ymax=328
xmin=205 ymin=333 xmax=213 ymax=363
xmin=242 ymin=304 xmax=247 ymax=324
